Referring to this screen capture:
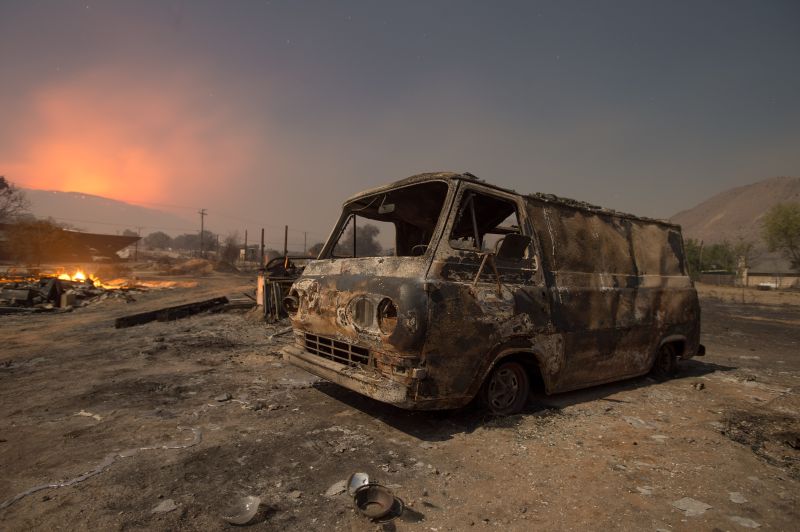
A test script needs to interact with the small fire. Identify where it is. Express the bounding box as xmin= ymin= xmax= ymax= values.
xmin=57 ymin=270 xmax=110 ymax=288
